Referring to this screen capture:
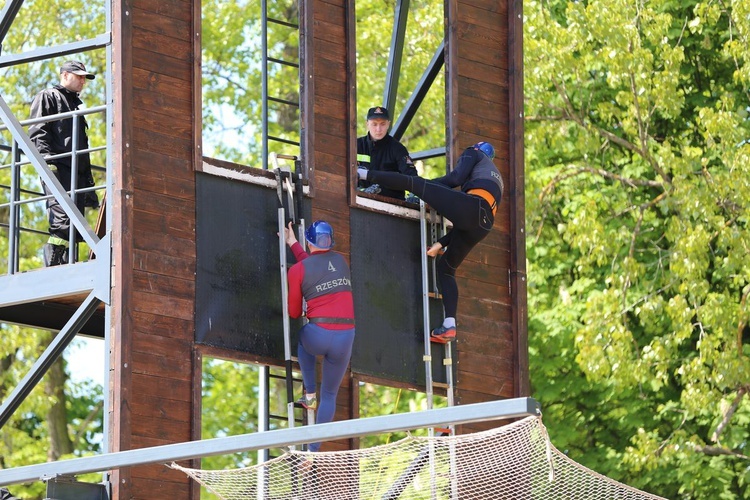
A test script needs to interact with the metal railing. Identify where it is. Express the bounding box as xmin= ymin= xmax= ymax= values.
xmin=0 ymin=397 xmax=541 ymax=488
xmin=0 ymin=105 xmax=107 ymax=274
